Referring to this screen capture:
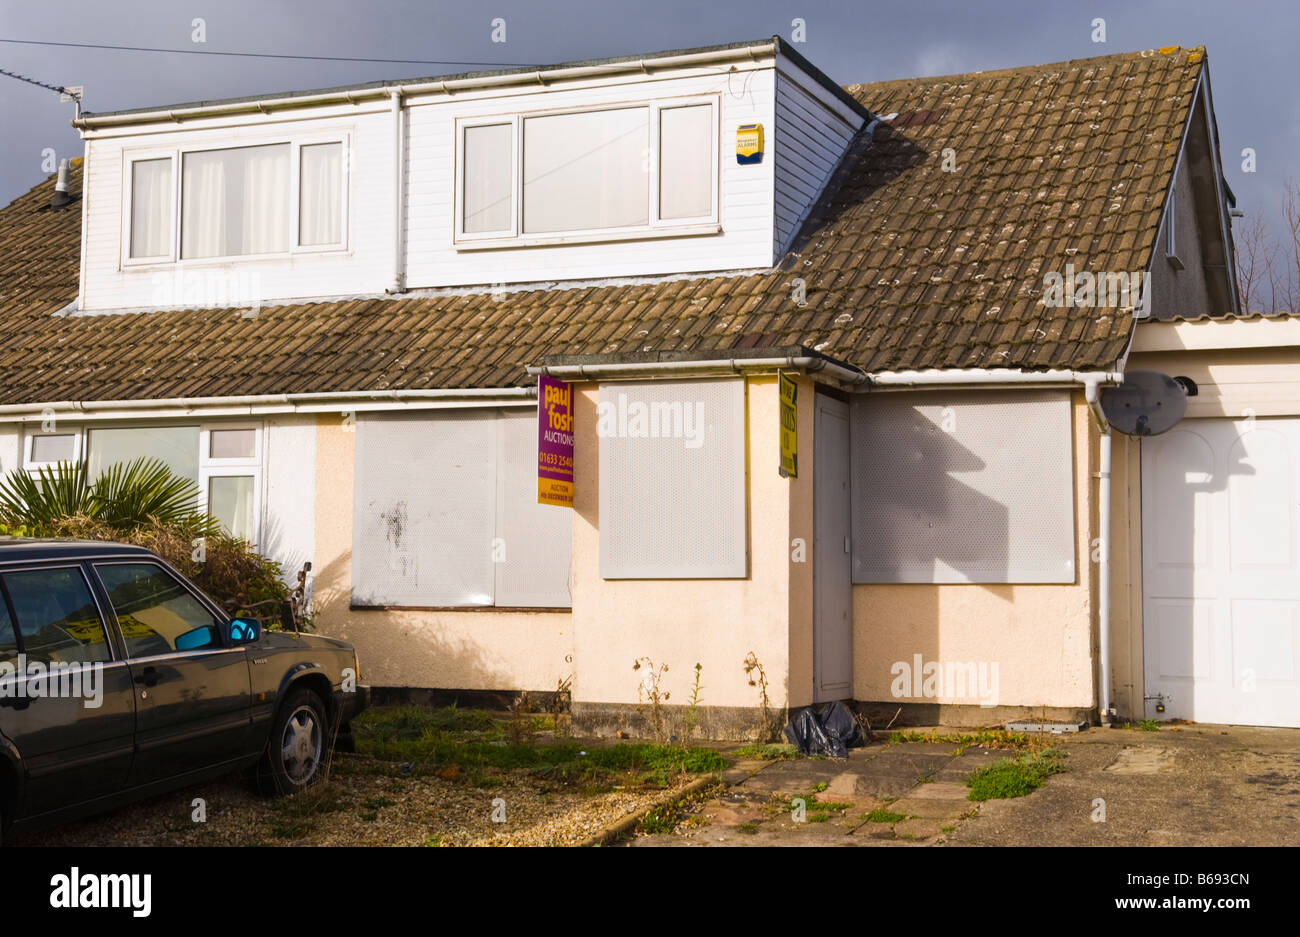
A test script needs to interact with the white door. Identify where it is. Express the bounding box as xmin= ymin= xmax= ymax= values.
xmin=814 ymin=395 xmax=853 ymax=702
xmin=1142 ymin=417 xmax=1300 ymax=727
